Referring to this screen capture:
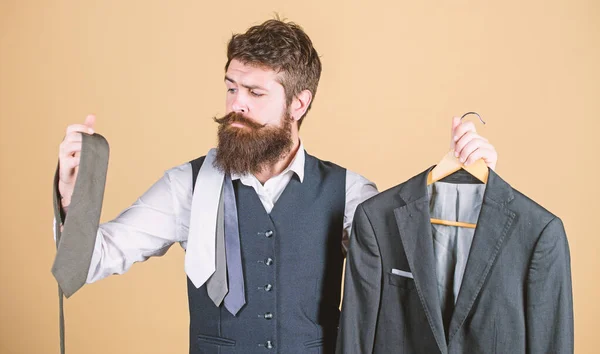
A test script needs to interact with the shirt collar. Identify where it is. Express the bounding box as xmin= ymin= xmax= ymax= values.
xmin=231 ymin=140 xmax=305 ymax=183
